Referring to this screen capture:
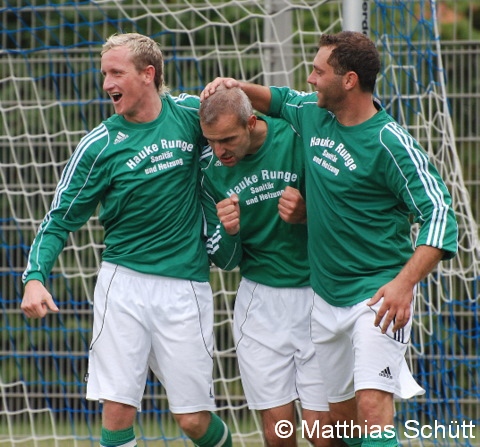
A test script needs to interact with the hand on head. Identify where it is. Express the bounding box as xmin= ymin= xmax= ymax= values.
xmin=201 ymin=77 xmax=240 ymax=101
